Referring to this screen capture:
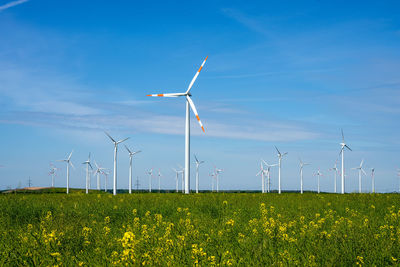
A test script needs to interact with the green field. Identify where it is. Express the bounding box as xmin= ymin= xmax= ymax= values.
xmin=1 ymin=192 xmax=400 ymax=266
